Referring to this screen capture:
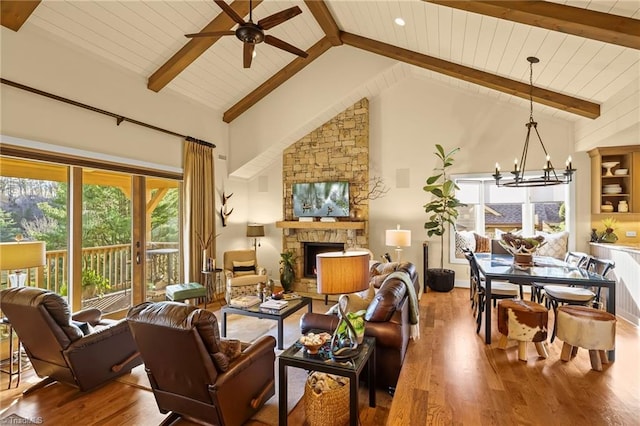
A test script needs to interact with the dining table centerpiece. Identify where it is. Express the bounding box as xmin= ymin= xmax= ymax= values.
xmin=499 ymin=232 xmax=546 ymax=266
